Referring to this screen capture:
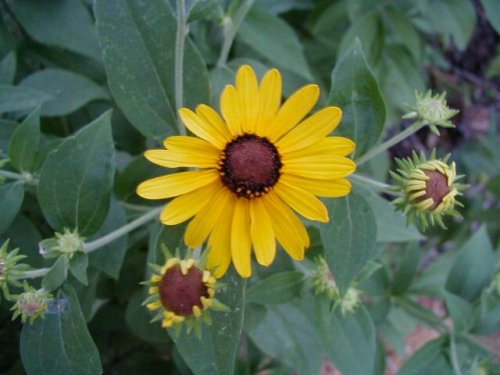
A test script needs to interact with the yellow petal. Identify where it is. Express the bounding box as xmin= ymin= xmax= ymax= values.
xmin=179 ymin=108 xmax=225 ymax=148
xmin=144 ymin=149 xmax=218 ymax=169
xmin=280 ymin=174 xmax=352 ymax=197
xmin=282 ymin=155 xmax=356 ymax=179
xmin=231 ymin=198 xmax=252 ymax=278
xmin=236 ymin=65 xmax=259 ymax=133
xmin=137 ymin=170 xmax=219 ymax=199
xmin=255 ymin=68 xmax=282 ymax=135
xmin=185 ymin=189 xmax=233 ymax=248
xmin=274 ymin=181 xmax=329 ymax=222
xmin=220 ymin=85 xmax=242 ymax=136
xmin=282 ymin=136 xmax=356 ymax=159
xmin=249 ymin=198 xmax=276 ymax=266
xmin=160 ymin=181 xmax=223 ymax=225
xmin=276 ymin=107 xmax=342 ymax=154
xmin=262 ymin=192 xmax=309 ymax=260
xmin=195 ymin=104 xmax=232 ymax=142
xmin=163 ymin=135 xmax=220 ymax=154
xmin=266 ymin=84 xmax=319 ymax=142
xmin=207 ymin=196 xmax=236 ymax=278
